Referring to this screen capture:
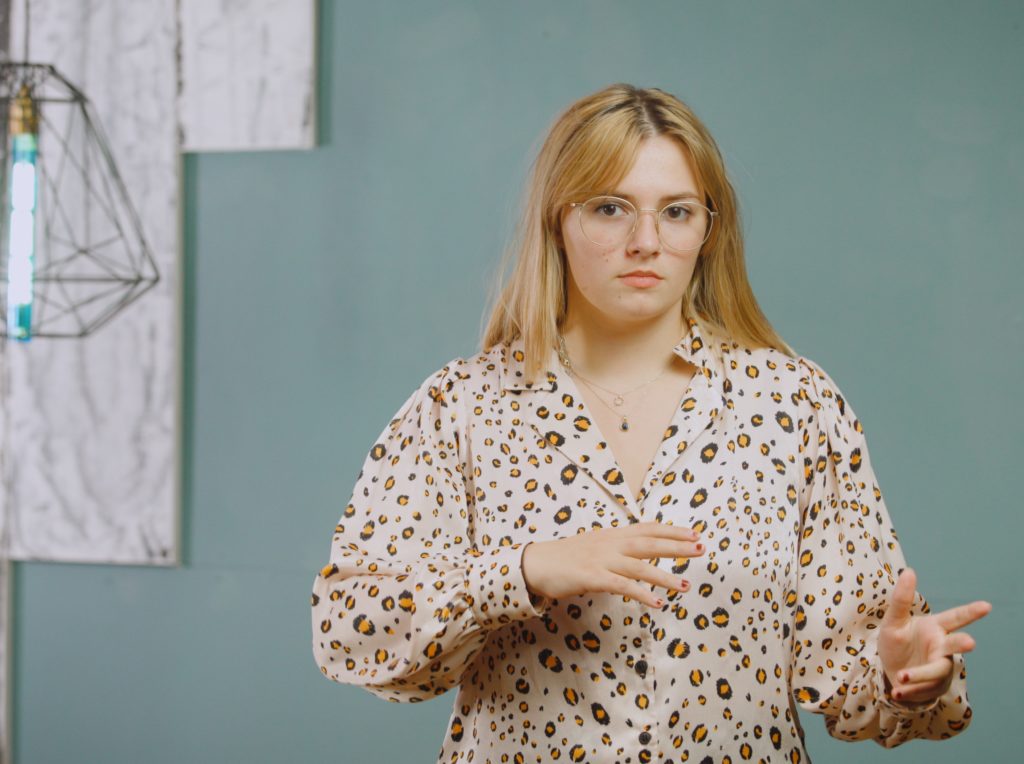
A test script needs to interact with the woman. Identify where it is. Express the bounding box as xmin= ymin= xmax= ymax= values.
xmin=311 ymin=83 xmax=991 ymax=761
